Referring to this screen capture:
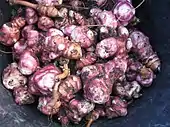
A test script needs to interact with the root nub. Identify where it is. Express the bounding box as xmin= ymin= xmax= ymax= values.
xmin=11 ymin=17 xmax=26 ymax=29
xmin=145 ymin=54 xmax=161 ymax=72
xmin=36 ymin=5 xmax=59 ymax=17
